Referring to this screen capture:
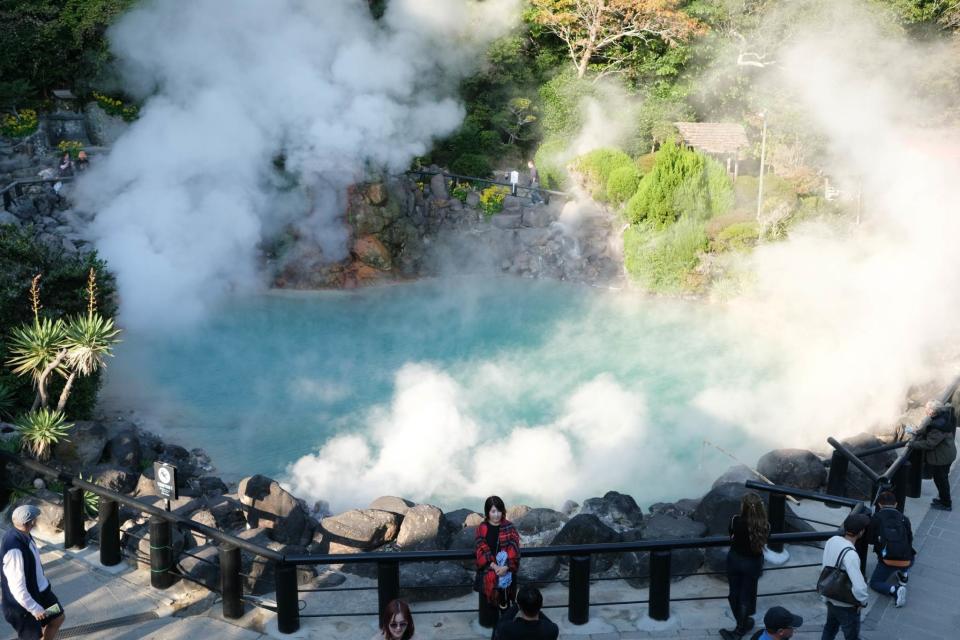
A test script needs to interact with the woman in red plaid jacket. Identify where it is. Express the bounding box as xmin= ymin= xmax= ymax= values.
xmin=474 ymin=495 xmax=521 ymax=609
